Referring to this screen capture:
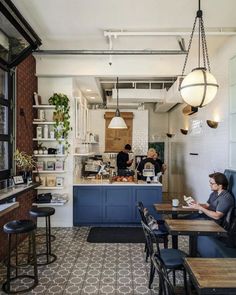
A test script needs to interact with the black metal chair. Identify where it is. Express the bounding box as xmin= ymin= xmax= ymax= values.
xmin=141 ymin=221 xmax=188 ymax=294
xmin=2 ymin=220 xmax=38 ymax=294
xmin=151 ymin=253 xmax=194 ymax=295
xmin=137 ymin=201 xmax=168 ymax=261
xmin=29 ymin=207 xmax=57 ymax=265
